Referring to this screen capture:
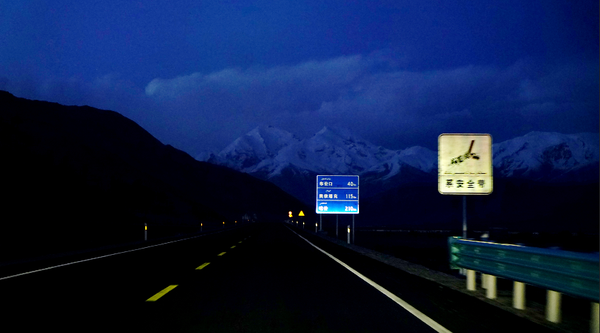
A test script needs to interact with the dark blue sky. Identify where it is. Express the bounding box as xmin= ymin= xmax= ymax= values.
xmin=1 ymin=0 xmax=598 ymax=154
